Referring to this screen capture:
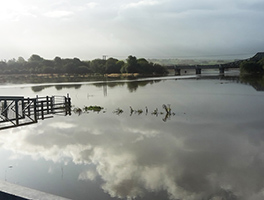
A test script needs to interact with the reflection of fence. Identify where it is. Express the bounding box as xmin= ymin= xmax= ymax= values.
xmin=0 ymin=95 xmax=71 ymax=130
